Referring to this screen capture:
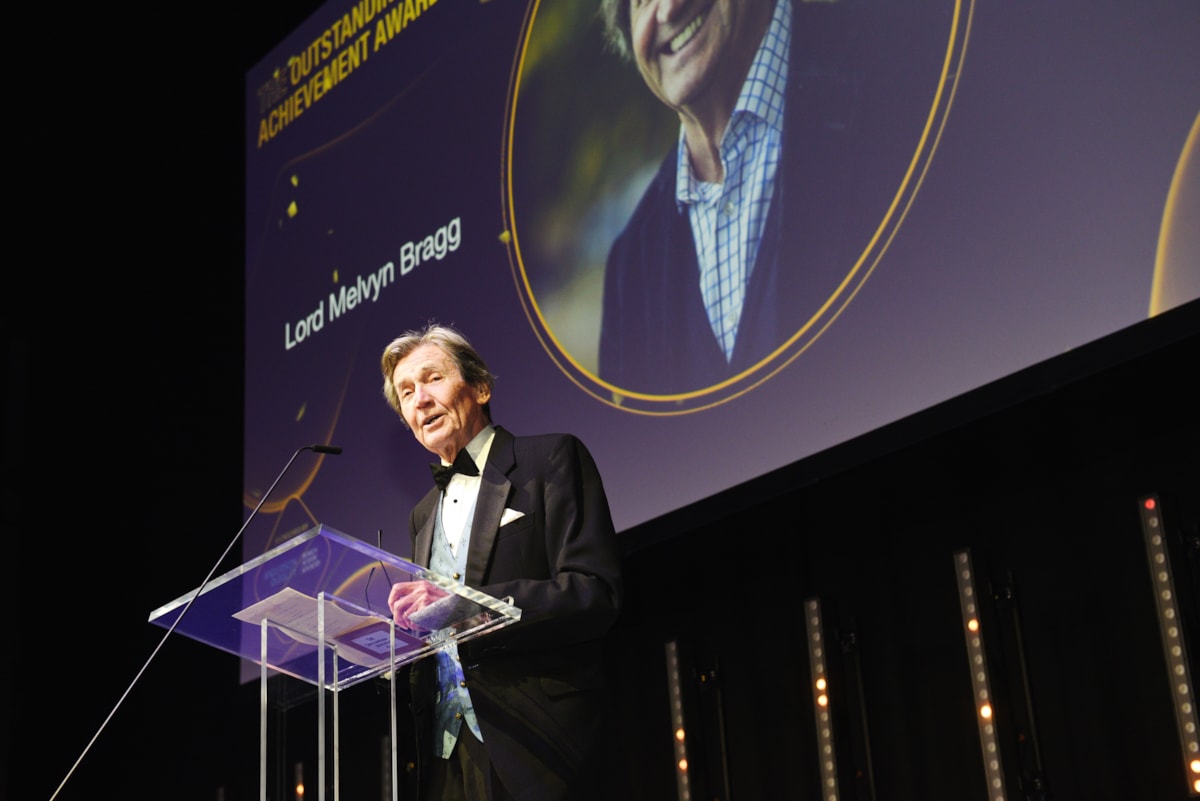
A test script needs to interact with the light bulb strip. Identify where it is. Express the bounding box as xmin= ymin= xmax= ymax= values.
xmin=665 ymin=639 xmax=692 ymax=801
xmin=804 ymin=598 xmax=841 ymax=801
xmin=954 ymin=549 xmax=1008 ymax=801
xmin=1138 ymin=494 xmax=1200 ymax=796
